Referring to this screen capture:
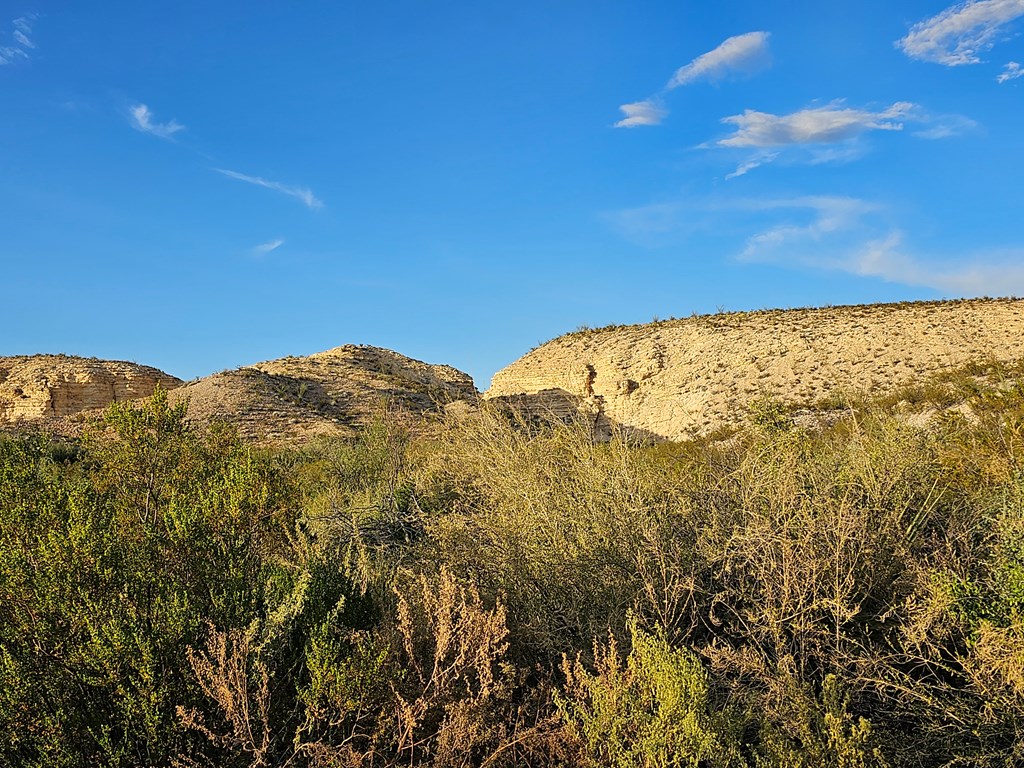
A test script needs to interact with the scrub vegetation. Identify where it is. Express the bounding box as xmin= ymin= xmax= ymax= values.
xmin=3 ymin=365 xmax=1024 ymax=767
